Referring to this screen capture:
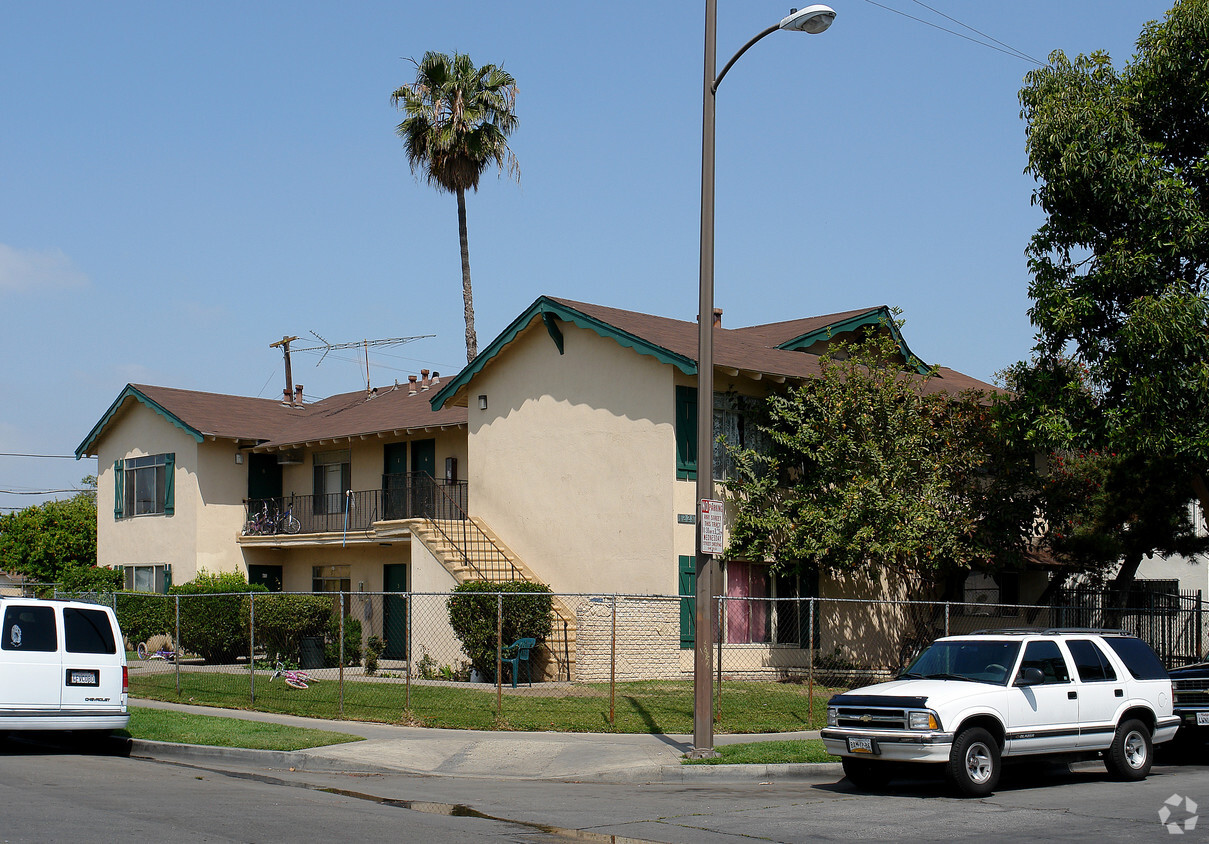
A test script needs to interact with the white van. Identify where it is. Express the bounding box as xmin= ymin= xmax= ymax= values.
xmin=0 ymin=598 xmax=129 ymax=732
